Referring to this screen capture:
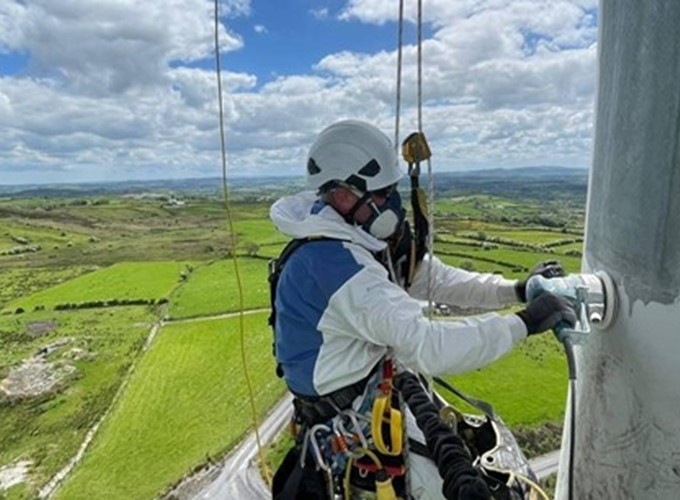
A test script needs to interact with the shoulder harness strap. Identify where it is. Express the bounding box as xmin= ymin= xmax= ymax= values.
xmin=268 ymin=237 xmax=338 ymax=378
